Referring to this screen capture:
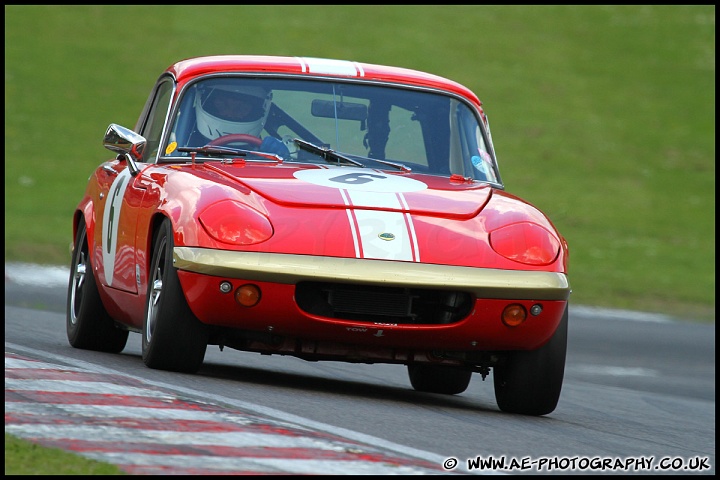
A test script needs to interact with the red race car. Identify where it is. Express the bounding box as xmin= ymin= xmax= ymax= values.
xmin=67 ymin=55 xmax=570 ymax=415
